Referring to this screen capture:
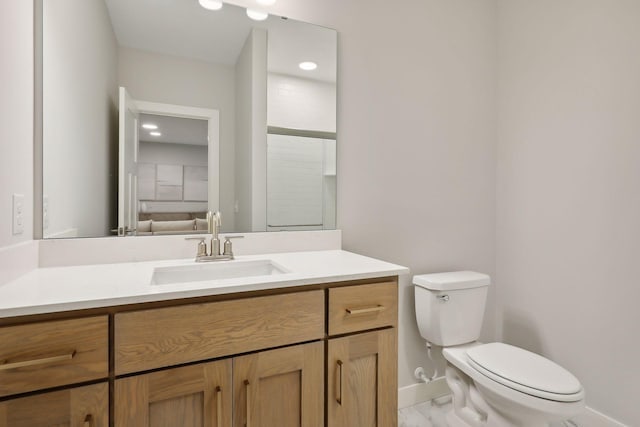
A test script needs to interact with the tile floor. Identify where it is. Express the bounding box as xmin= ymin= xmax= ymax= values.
xmin=398 ymin=396 xmax=580 ymax=427
xmin=398 ymin=396 xmax=451 ymax=427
